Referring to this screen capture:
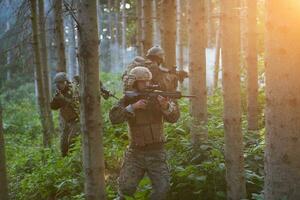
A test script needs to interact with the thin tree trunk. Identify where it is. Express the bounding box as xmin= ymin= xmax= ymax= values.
xmin=177 ymin=0 xmax=186 ymax=91
xmin=38 ymin=0 xmax=55 ymax=136
xmin=67 ymin=14 xmax=78 ymax=78
xmin=108 ymin=0 xmax=113 ymax=71
xmin=0 ymin=105 xmax=9 ymax=200
xmin=143 ymin=0 xmax=152 ymax=53
xmin=54 ymin=0 xmax=67 ymax=72
xmin=245 ymin=0 xmax=258 ymax=130
xmin=77 ymin=0 xmax=106 ymax=199
xmin=264 ymin=0 xmax=300 ymax=199
xmin=152 ymin=0 xmax=160 ymax=46
xmin=121 ymin=0 xmax=126 ymax=68
xmin=188 ymin=0 xmax=207 ymax=144
xmin=5 ymin=0 xmax=11 ymax=81
xmin=206 ymin=0 xmax=212 ymax=47
xmin=46 ymin=0 xmax=57 ymax=78
xmin=221 ymin=0 xmax=246 ymax=198
xmin=161 ymin=0 xmax=176 ymax=68
xmin=113 ymin=0 xmax=121 ymax=70
xmin=30 ymin=0 xmax=52 ymax=148
xmin=136 ymin=0 xmax=143 ymax=55
xmin=213 ymin=27 xmax=221 ymax=90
